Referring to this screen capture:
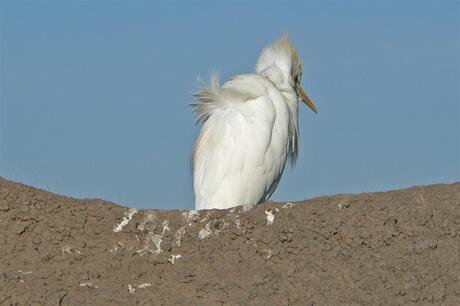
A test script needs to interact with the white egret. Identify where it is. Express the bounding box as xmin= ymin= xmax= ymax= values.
xmin=191 ymin=36 xmax=317 ymax=210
